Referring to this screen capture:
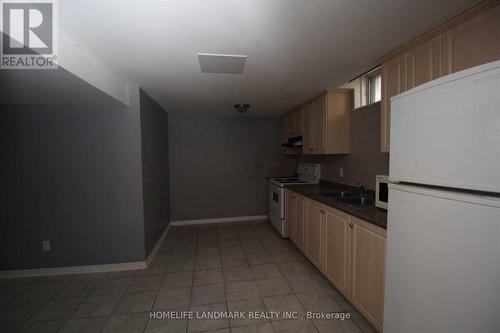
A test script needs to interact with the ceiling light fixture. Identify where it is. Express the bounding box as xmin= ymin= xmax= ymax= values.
xmin=234 ymin=104 xmax=250 ymax=114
